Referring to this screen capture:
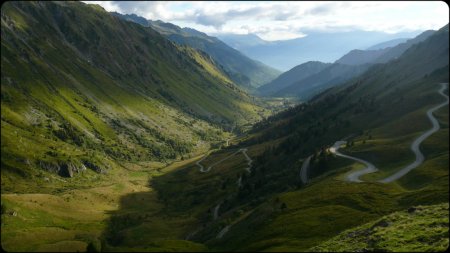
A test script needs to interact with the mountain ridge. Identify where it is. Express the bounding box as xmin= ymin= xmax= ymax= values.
xmin=111 ymin=12 xmax=281 ymax=89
